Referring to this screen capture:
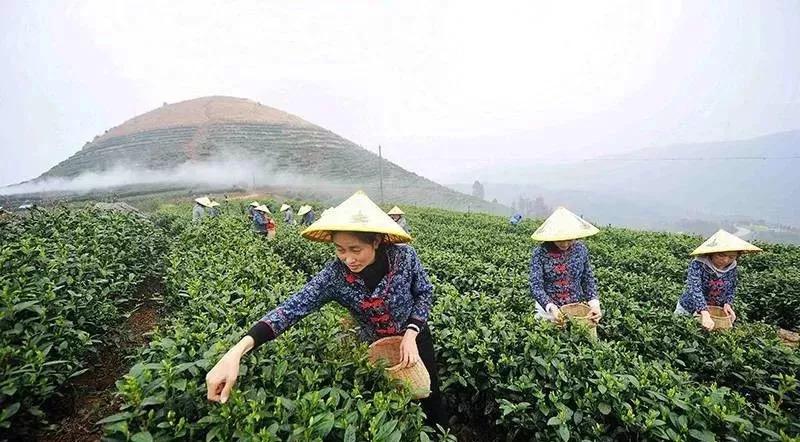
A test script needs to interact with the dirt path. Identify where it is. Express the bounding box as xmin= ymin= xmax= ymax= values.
xmin=35 ymin=278 xmax=163 ymax=442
